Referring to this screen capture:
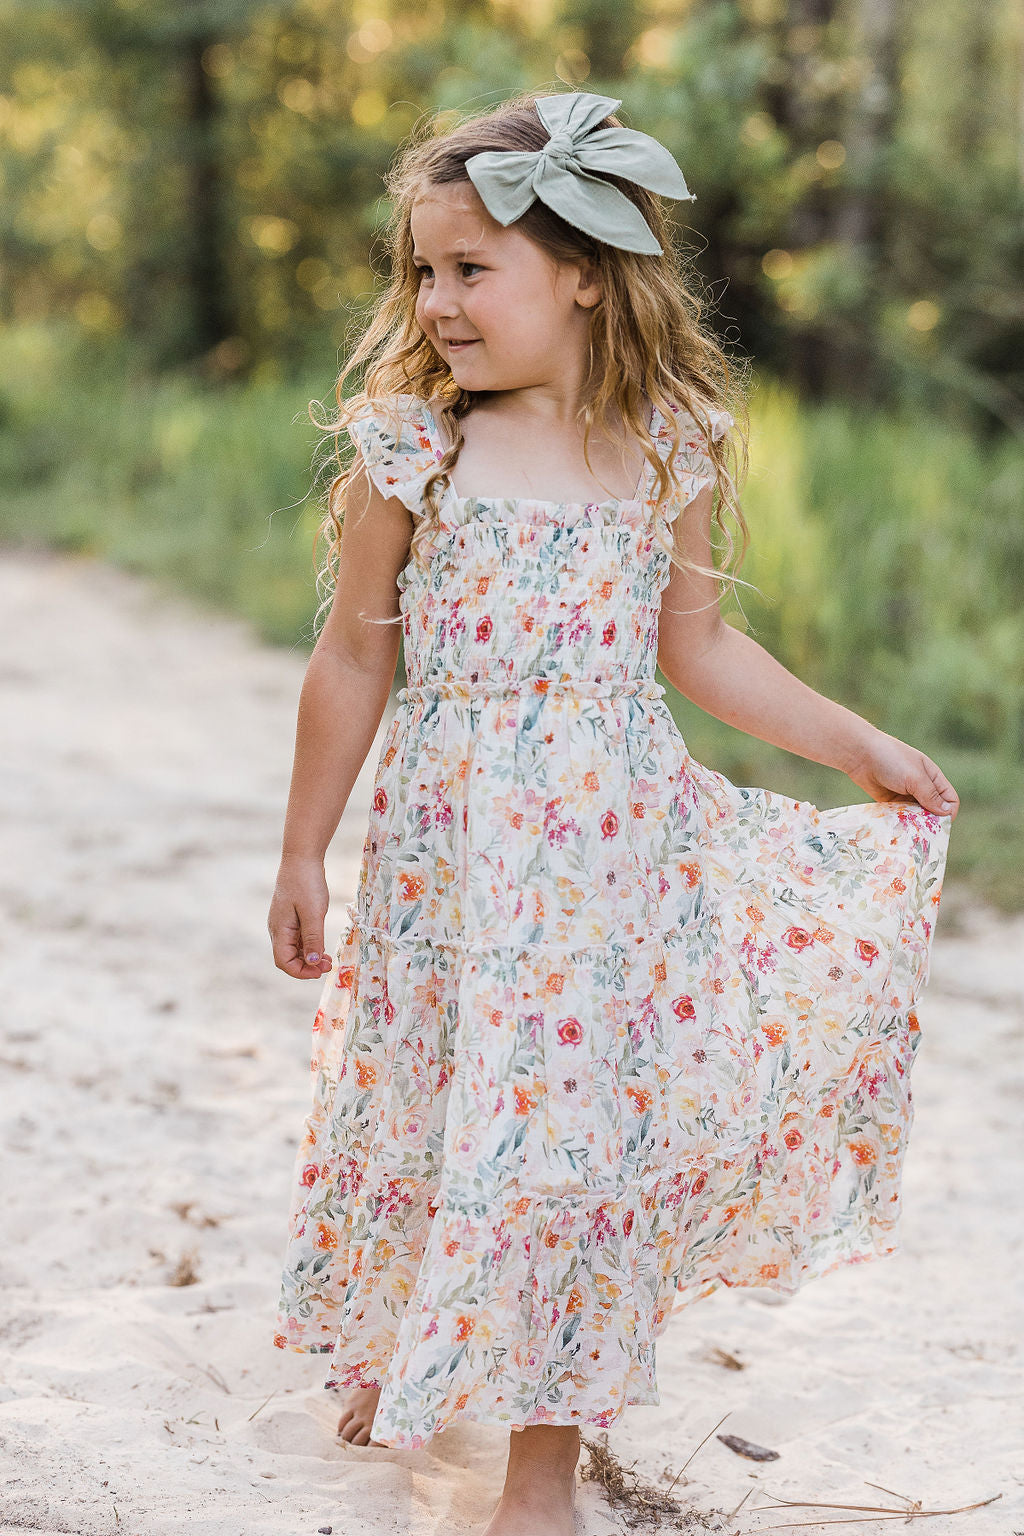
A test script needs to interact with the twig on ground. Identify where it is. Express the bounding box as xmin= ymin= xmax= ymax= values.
xmin=751 ymin=1486 xmax=1002 ymax=1529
